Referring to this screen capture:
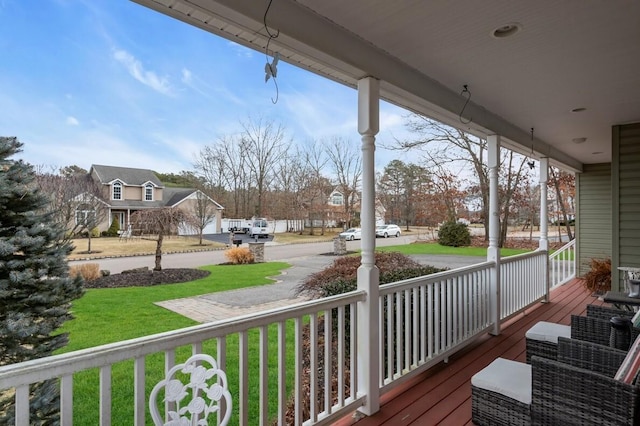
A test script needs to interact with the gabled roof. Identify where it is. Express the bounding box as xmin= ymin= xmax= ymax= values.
xmin=164 ymin=188 xmax=225 ymax=209
xmin=163 ymin=188 xmax=197 ymax=207
xmin=90 ymin=165 xmax=163 ymax=187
